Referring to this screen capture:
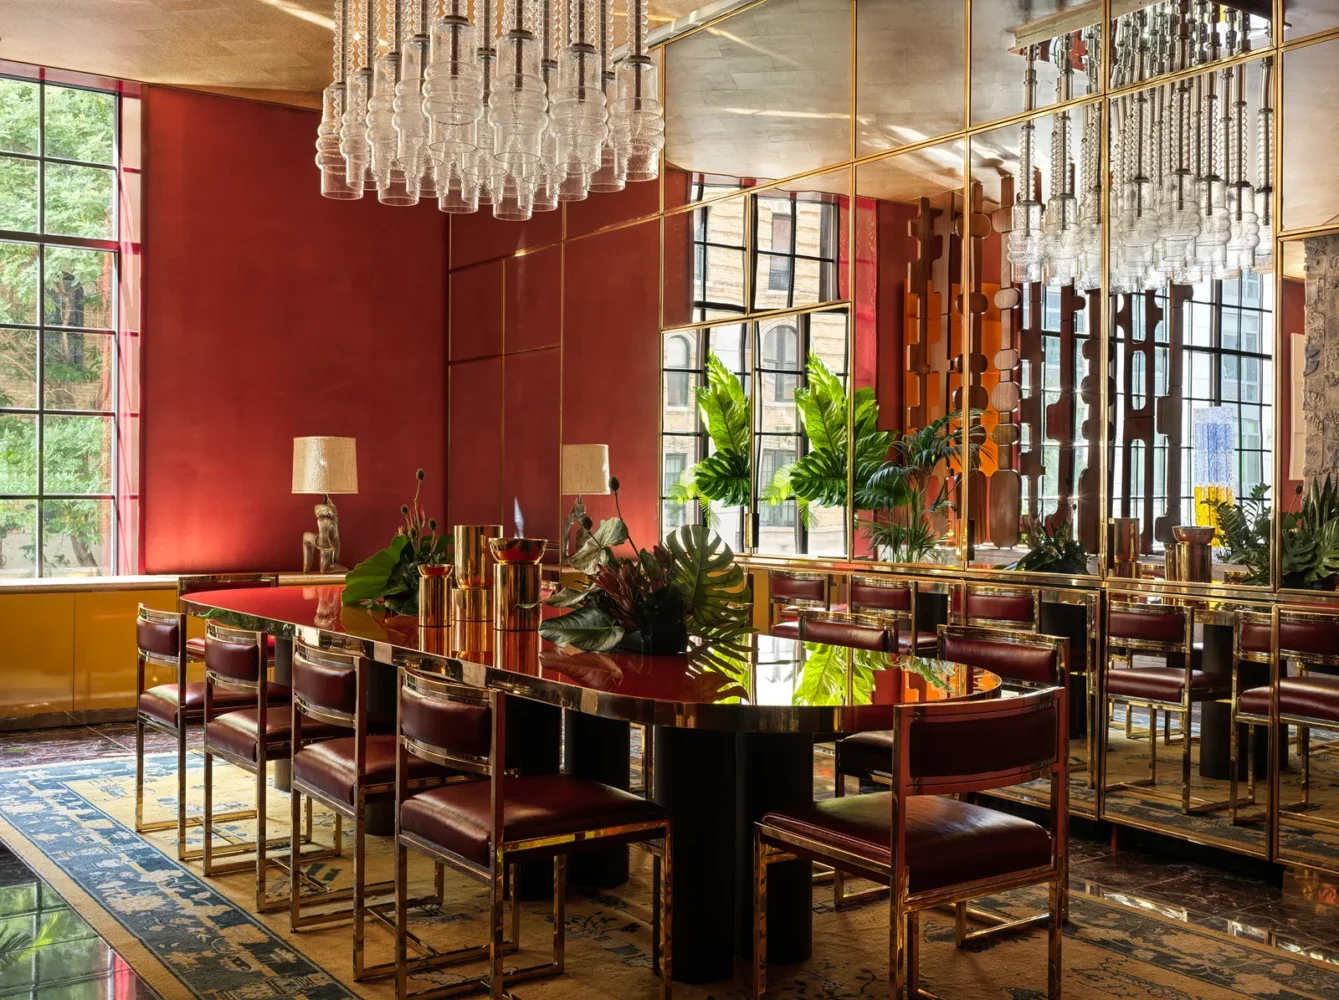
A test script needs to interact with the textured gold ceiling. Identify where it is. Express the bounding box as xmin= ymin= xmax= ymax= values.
xmin=0 ymin=0 xmax=706 ymax=109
